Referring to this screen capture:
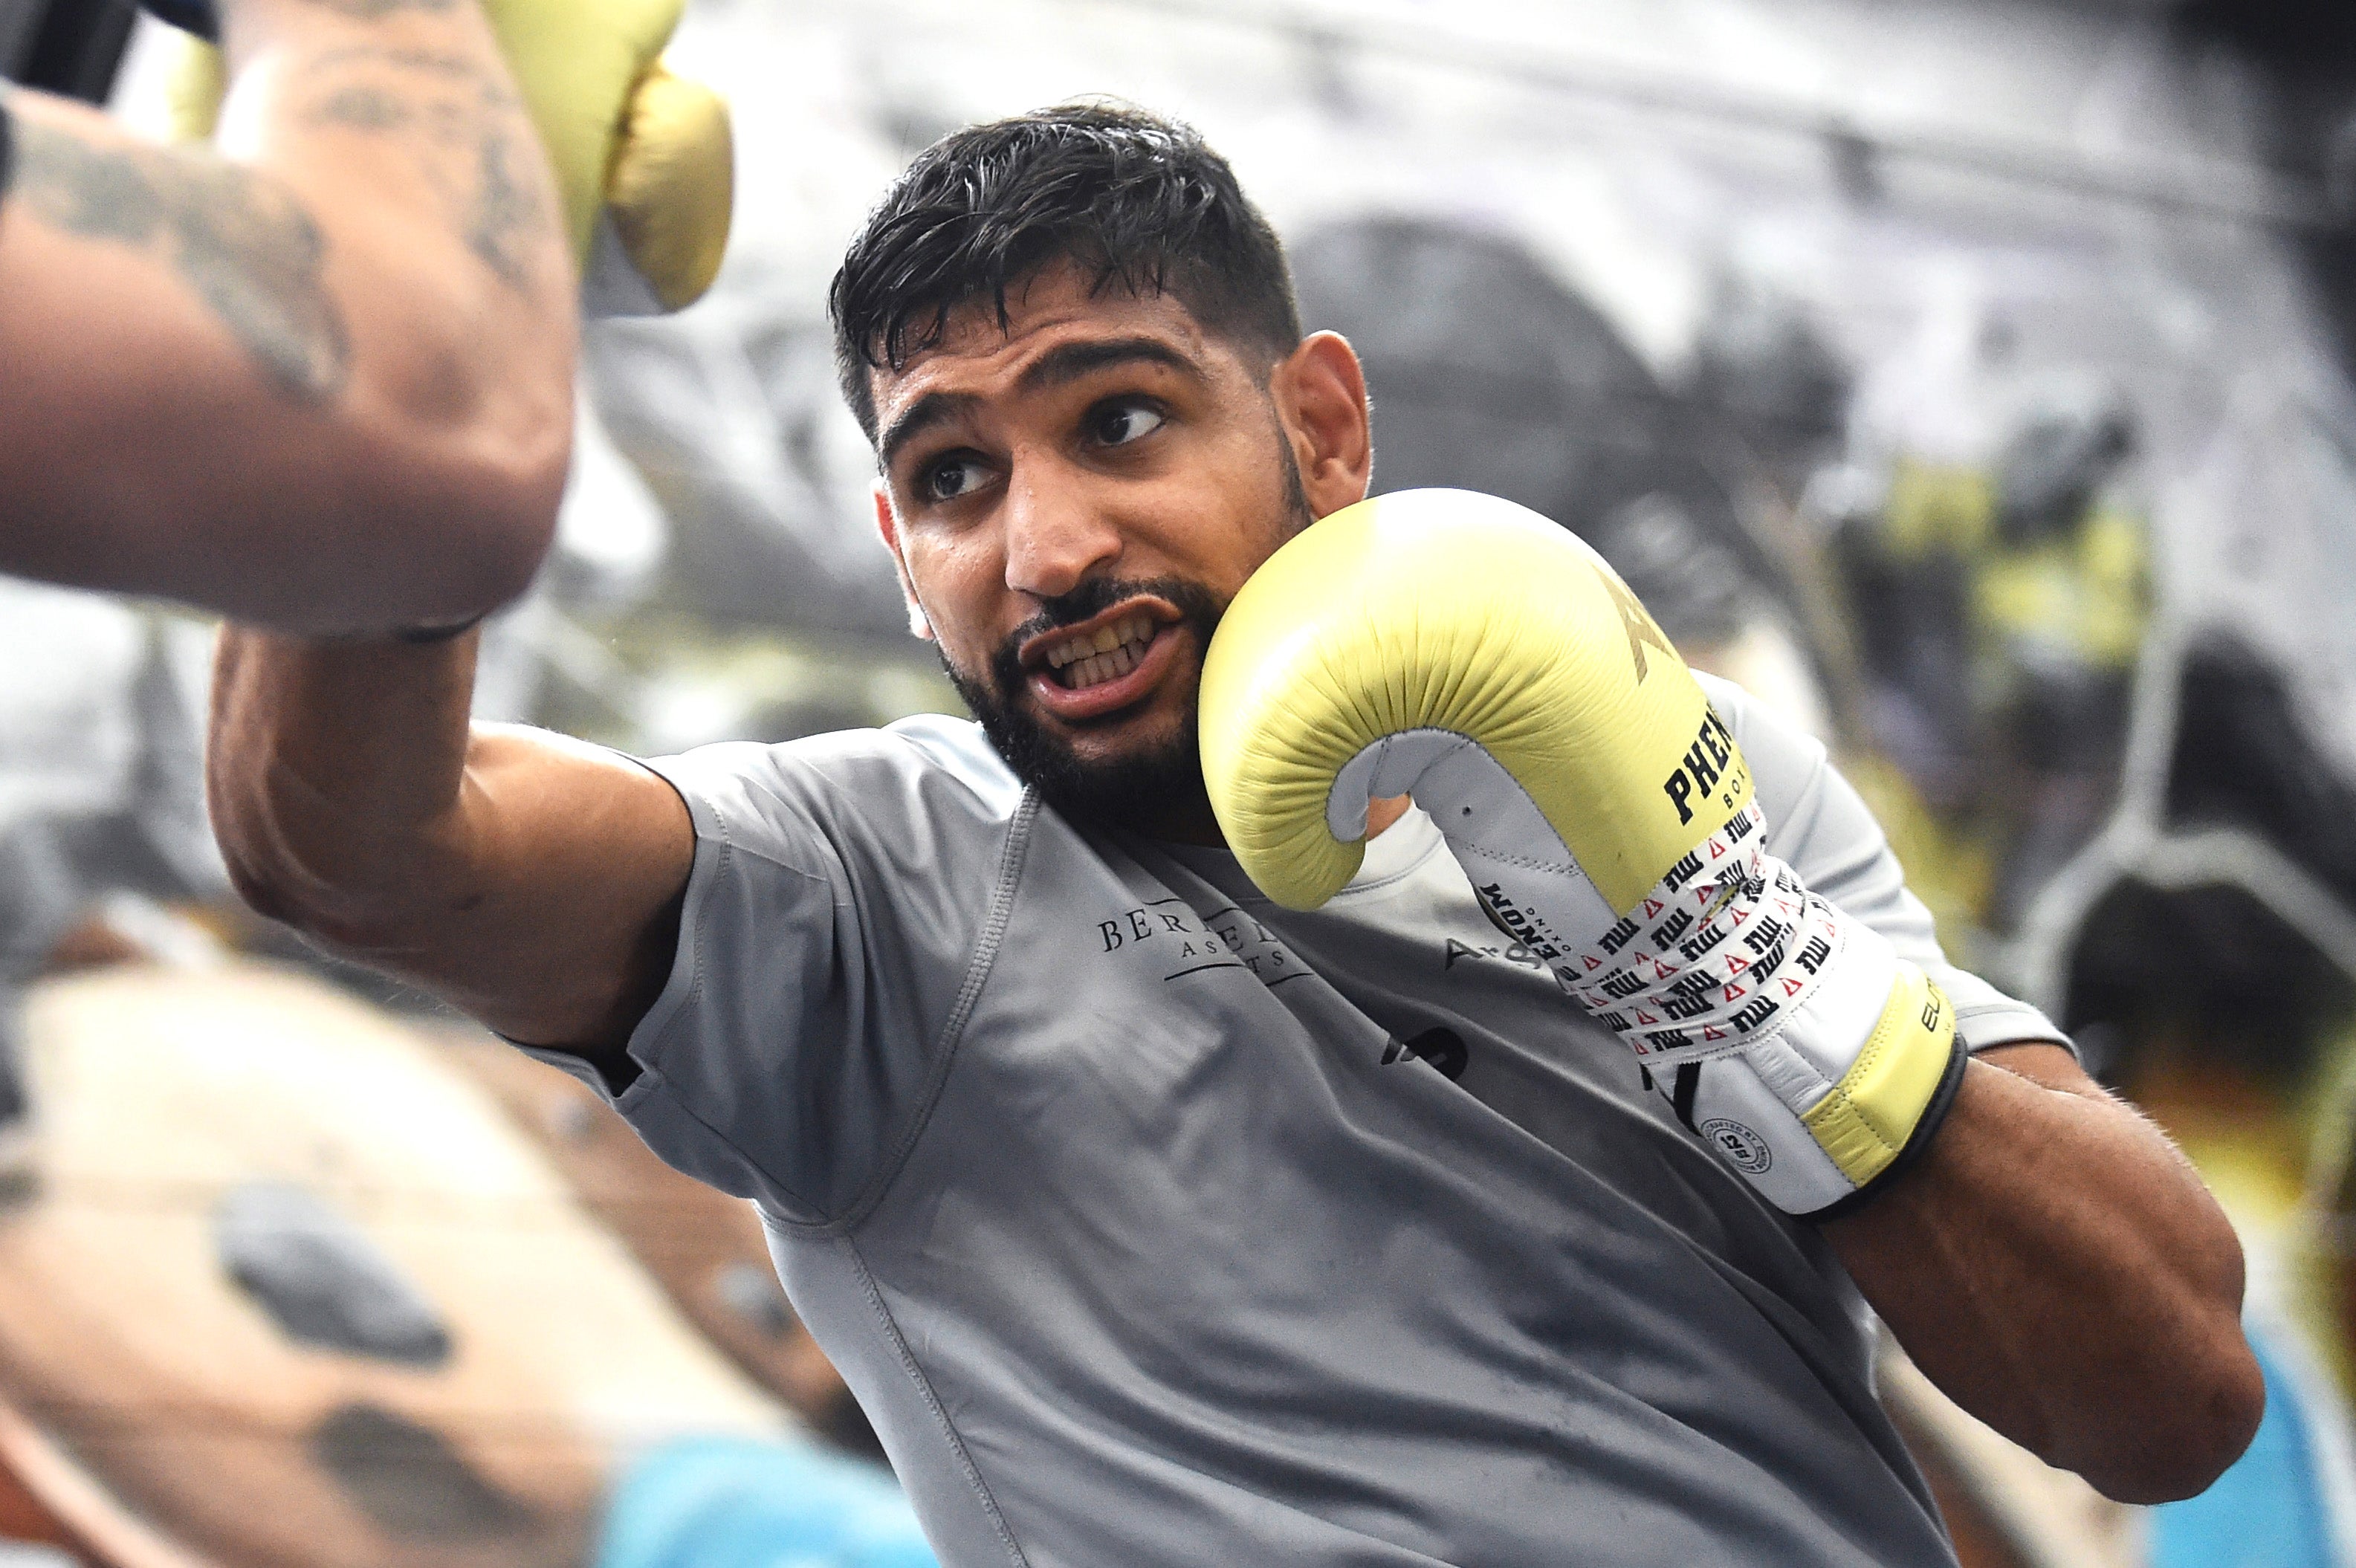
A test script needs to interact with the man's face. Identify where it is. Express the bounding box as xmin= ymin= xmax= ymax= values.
xmin=869 ymin=266 xmax=1362 ymax=837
